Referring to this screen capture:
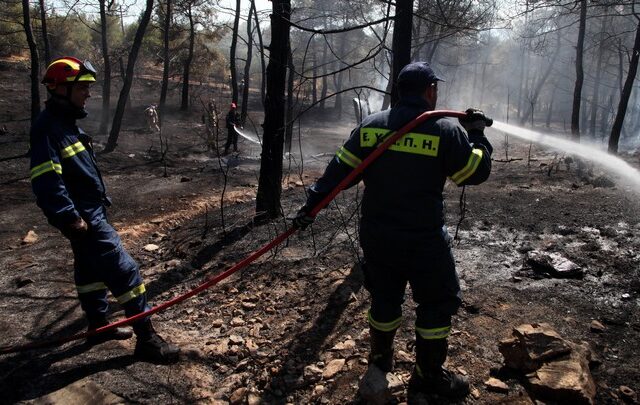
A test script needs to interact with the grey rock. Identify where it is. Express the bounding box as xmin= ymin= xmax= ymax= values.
xmin=526 ymin=250 xmax=583 ymax=278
